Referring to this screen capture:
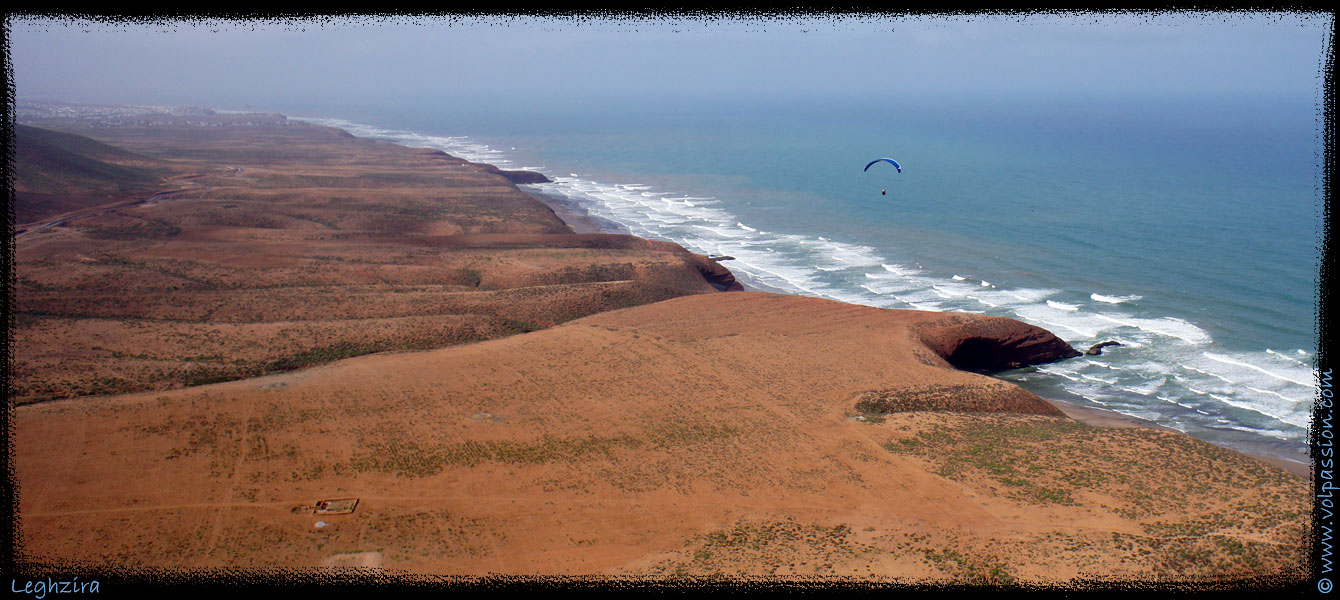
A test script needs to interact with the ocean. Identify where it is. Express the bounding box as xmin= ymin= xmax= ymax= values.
xmin=288 ymin=92 xmax=1321 ymax=466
